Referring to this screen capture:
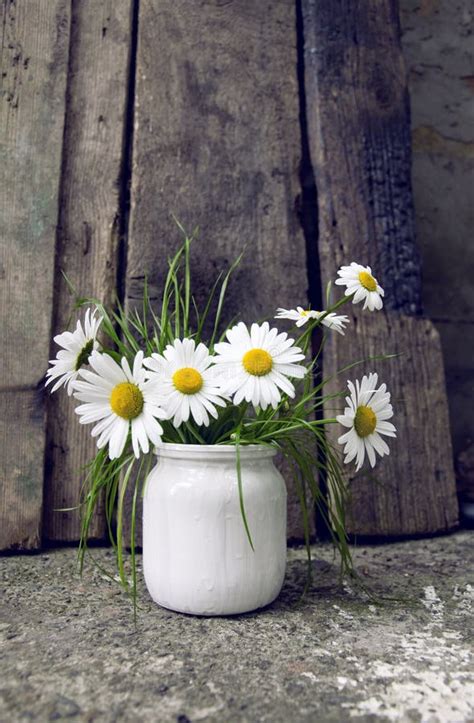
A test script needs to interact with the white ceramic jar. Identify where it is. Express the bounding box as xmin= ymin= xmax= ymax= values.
xmin=143 ymin=443 xmax=287 ymax=616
